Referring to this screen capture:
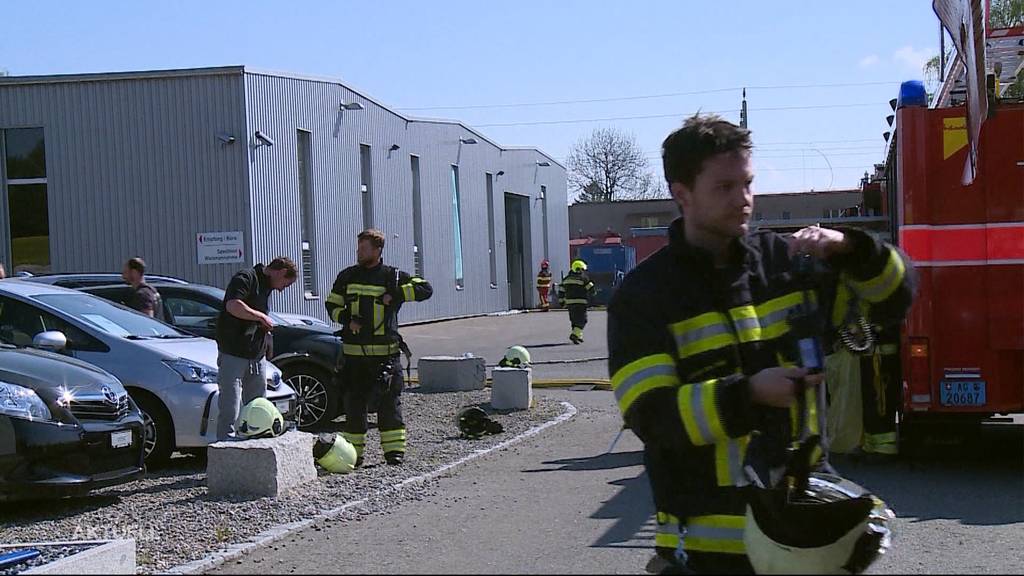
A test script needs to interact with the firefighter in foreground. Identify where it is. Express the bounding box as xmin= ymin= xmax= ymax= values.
xmin=326 ymin=229 xmax=433 ymax=467
xmin=559 ymin=259 xmax=596 ymax=344
xmin=608 ymin=114 xmax=914 ymax=573
xmin=536 ymin=259 xmax=552 ymax=311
